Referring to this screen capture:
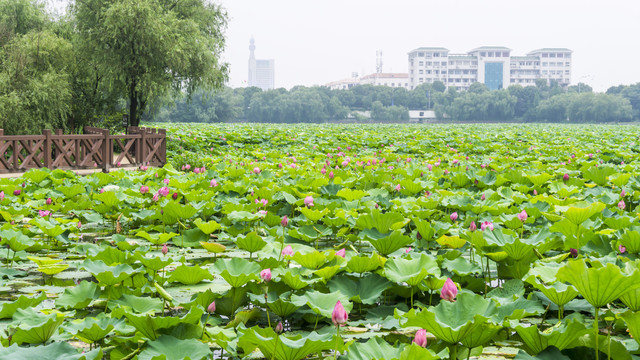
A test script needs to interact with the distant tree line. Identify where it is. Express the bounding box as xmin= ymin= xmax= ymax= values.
xmin=154 ymin=80 xmax=640 ymax=124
